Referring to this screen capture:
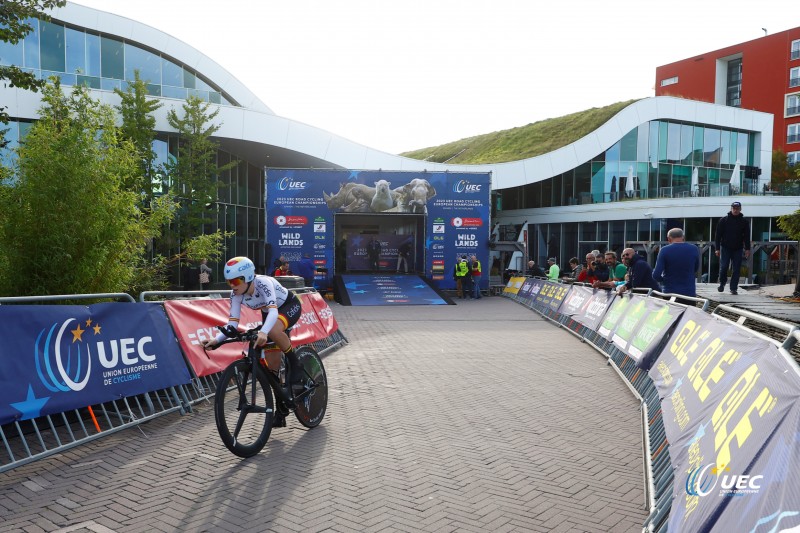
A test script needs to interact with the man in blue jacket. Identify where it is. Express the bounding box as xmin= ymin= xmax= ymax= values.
xmin=653 ymin=228 xmax=700 ymax=297
xmin=616 ymin=248 xmax=660 ymax=295
xmin=714 ymin=201 xmax=751 ymax=295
